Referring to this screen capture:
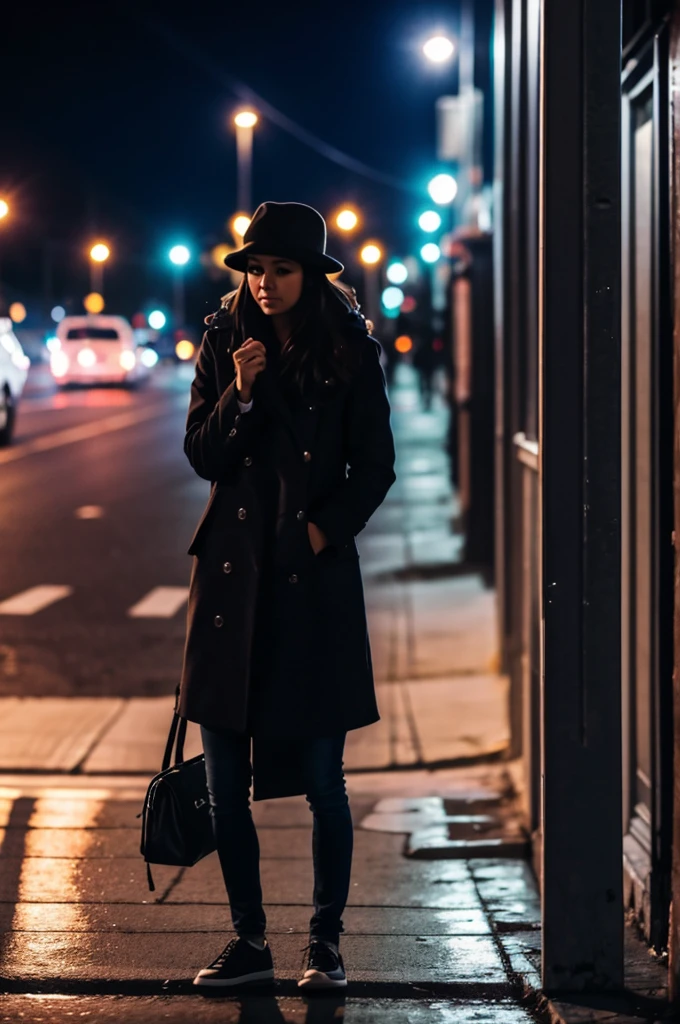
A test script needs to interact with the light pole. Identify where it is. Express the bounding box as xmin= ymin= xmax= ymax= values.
xmin=0 ymin=199 xmax=9 ymax=307
xmin=89 ymin=242 xmax=110 ymax=298
xmin=168 ymin=245 xmax=191 ymax=329
xmin=359 ymin=242 xmax=383 ymax=329
xmin=233 ymin=110 xmax=258 ymax=213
